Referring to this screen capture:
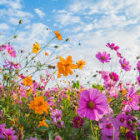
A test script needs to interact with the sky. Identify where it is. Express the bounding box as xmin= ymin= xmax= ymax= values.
xmin=0 ymin=0 xmax=140 ymax=86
